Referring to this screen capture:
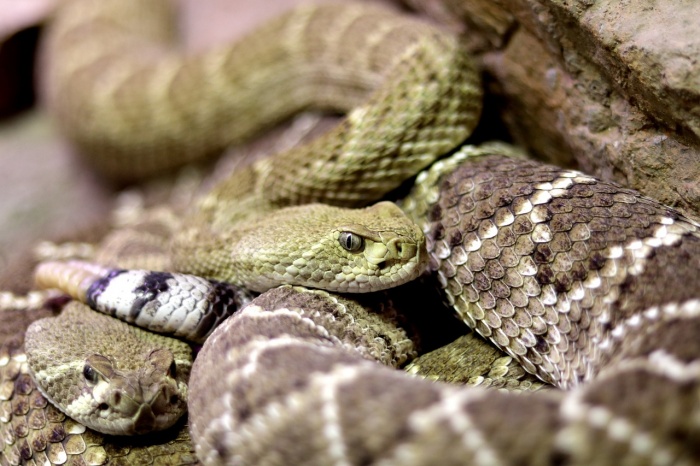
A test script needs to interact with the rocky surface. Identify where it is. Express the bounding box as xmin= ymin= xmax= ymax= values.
xmin=402 ymin=0 xmax=700 ymax=218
